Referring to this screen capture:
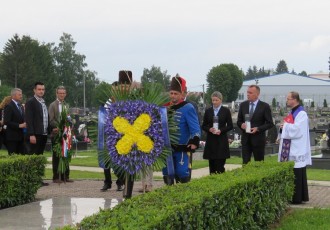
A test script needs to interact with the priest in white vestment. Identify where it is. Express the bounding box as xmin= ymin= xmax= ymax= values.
xmin=278 ymin=91 xmax=312 ymax=204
